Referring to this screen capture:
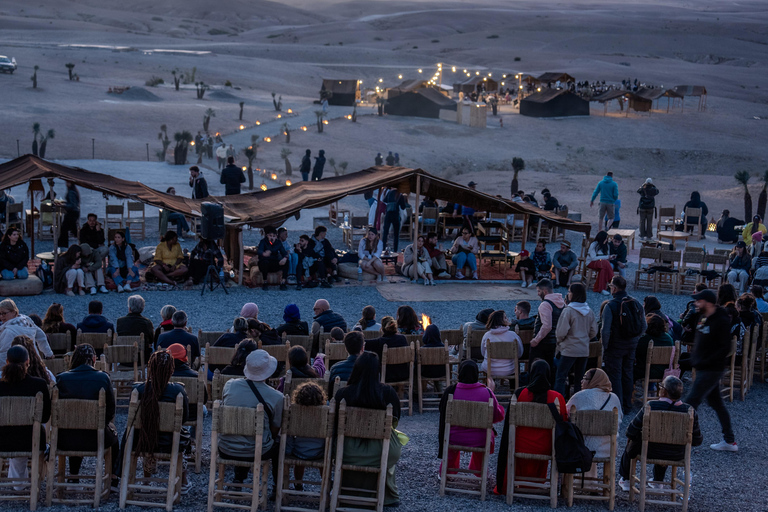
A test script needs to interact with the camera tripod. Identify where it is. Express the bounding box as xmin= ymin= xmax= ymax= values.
xmin=201 ymin=264 xmax=228 ymax=296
